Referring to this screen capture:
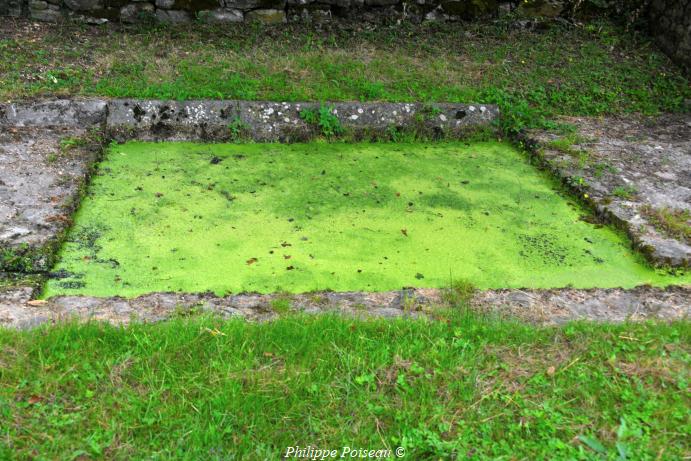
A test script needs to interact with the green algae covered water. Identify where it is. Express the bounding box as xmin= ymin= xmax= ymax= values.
xmin=43 ymin=141 xmax=689 ymax=298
